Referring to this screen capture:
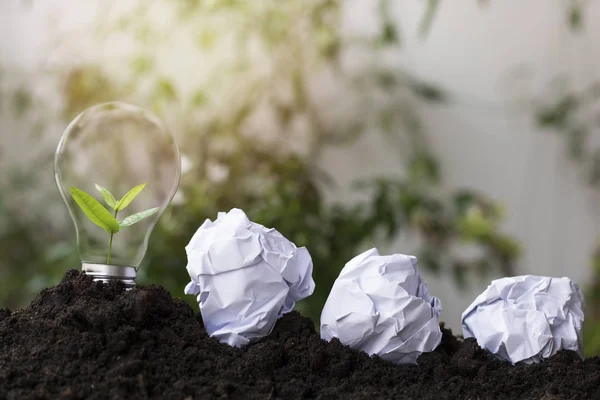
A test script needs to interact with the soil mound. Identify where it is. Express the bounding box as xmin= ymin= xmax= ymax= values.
xmin=0 ymin=270 xmax=598 ymax=400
